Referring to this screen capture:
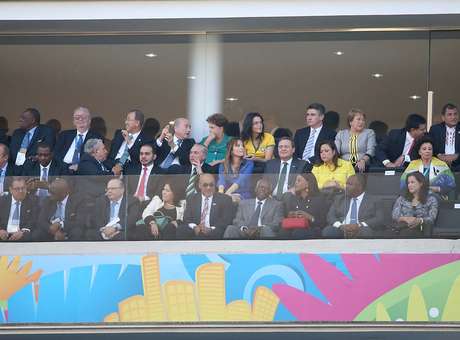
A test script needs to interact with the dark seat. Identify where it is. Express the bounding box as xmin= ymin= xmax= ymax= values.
xmin=433 ymin=201 xmax=460 ymax=238
xmin=366 ymin=172 xmax=402 ymax=197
